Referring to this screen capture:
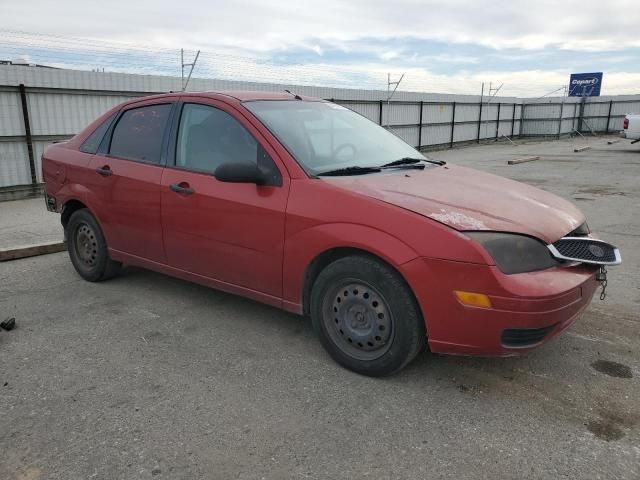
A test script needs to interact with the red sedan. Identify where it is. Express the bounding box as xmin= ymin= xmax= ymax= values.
xmin=42 ymin=91 xmax=621 ymax=376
